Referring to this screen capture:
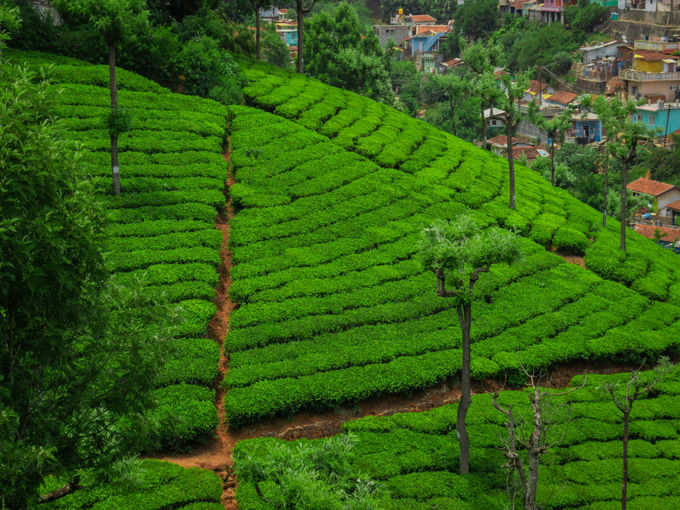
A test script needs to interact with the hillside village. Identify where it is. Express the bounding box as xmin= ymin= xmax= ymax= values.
xmin=3 ymin=1 xmax=680 ymax=510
